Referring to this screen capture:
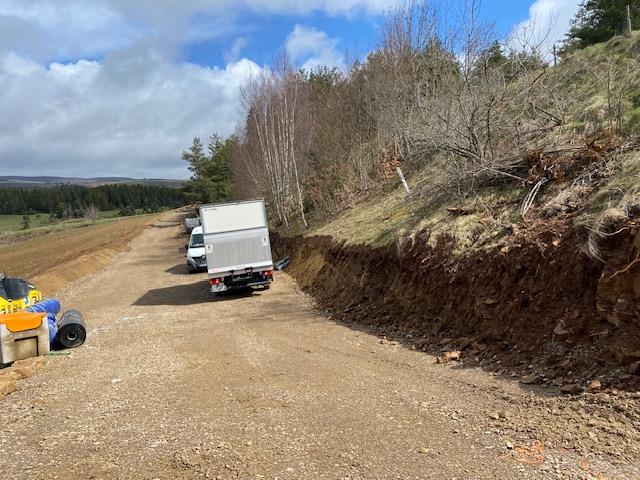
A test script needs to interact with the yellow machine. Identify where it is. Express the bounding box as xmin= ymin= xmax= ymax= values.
xmin=0 ymin=276 xmax=47 ymax=365
xmin=0 ymin=275 xmax=43 ymax=315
